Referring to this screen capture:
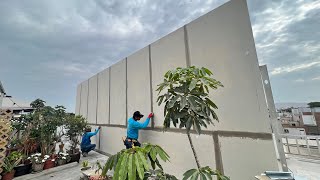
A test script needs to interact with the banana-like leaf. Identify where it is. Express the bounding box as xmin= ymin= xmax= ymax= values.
xmin=137 ymin=150 xmax=149 ymax=171
xmin=119 ymin=153 xmax=129 ymax=180
xmin=135 ymin=152 xmax=145 ymax=179
xmin=128 ymin=154 xmax=135 ymax=180
xmin=113 ymin=152 xmax=125 ymax=180
xmin=150 ymin=148 xmax=157 ymax=161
